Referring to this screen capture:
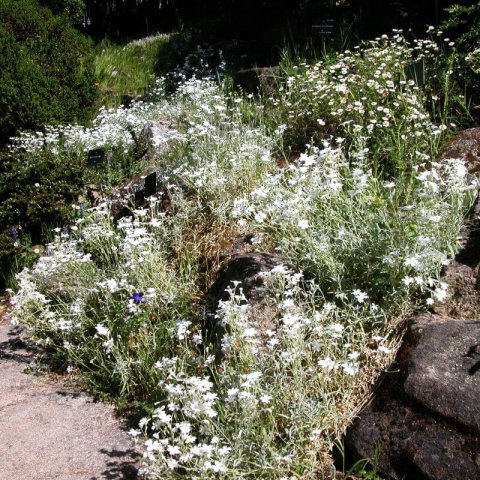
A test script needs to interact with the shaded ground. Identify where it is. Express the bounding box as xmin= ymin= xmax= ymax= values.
xmin=0 ymin=307 xmax=142 ymax=480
